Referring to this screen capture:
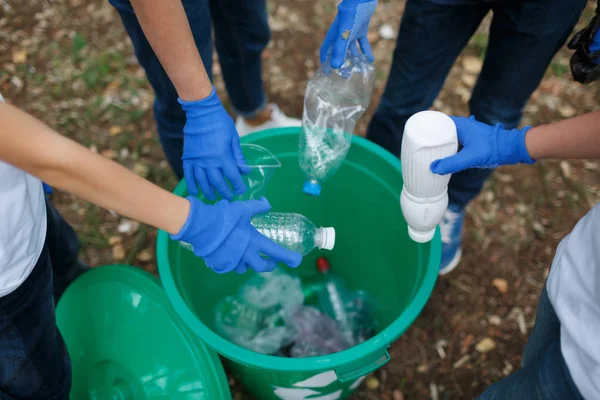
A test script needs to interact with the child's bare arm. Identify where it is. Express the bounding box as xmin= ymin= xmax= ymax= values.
xmin=526 ymin=111 xmax=600 ymax=160
xmin=0 ymin=103 xmax=189 ymax=235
